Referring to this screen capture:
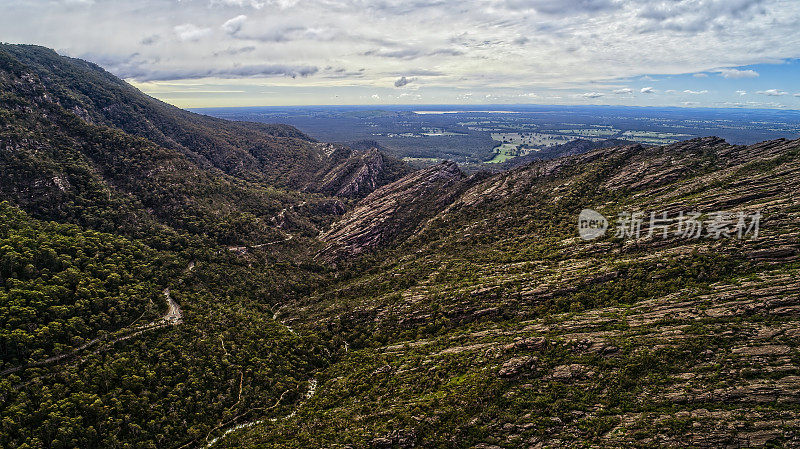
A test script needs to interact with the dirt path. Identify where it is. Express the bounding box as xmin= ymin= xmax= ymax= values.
xmin=2 ymin=271 xmax=186 ymax=377
xmin=158 ymin=288 xmax=183 ymax=325
xmin=197 ymin=307 xmax=312 ymax=448
xmin=203 ymin=378 xmax=318 ymax=448
xmin=226 ymin=234 xmax=294 ymax=253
